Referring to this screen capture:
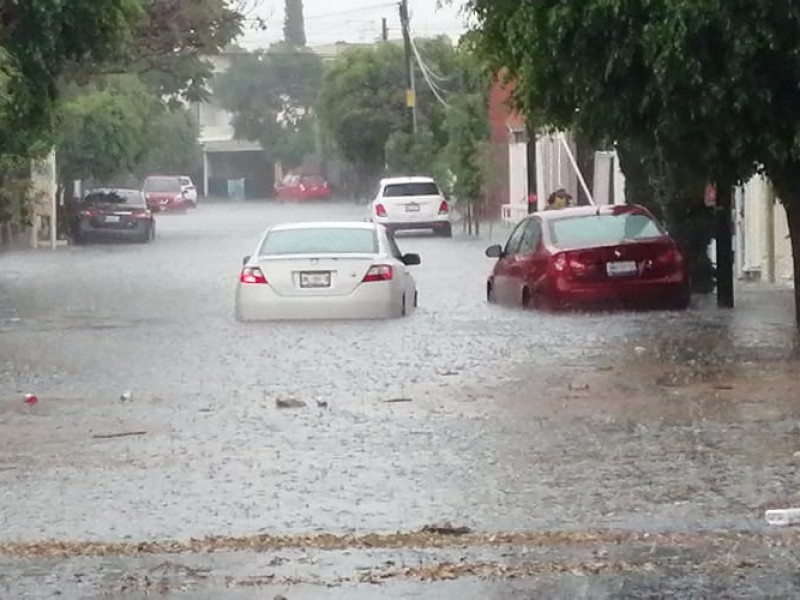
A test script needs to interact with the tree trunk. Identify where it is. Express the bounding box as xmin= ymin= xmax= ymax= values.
xmin=715 ymin=182 xmax=734 ymax=308
xmin=785 ymin=199 xmax=800 ymax=327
